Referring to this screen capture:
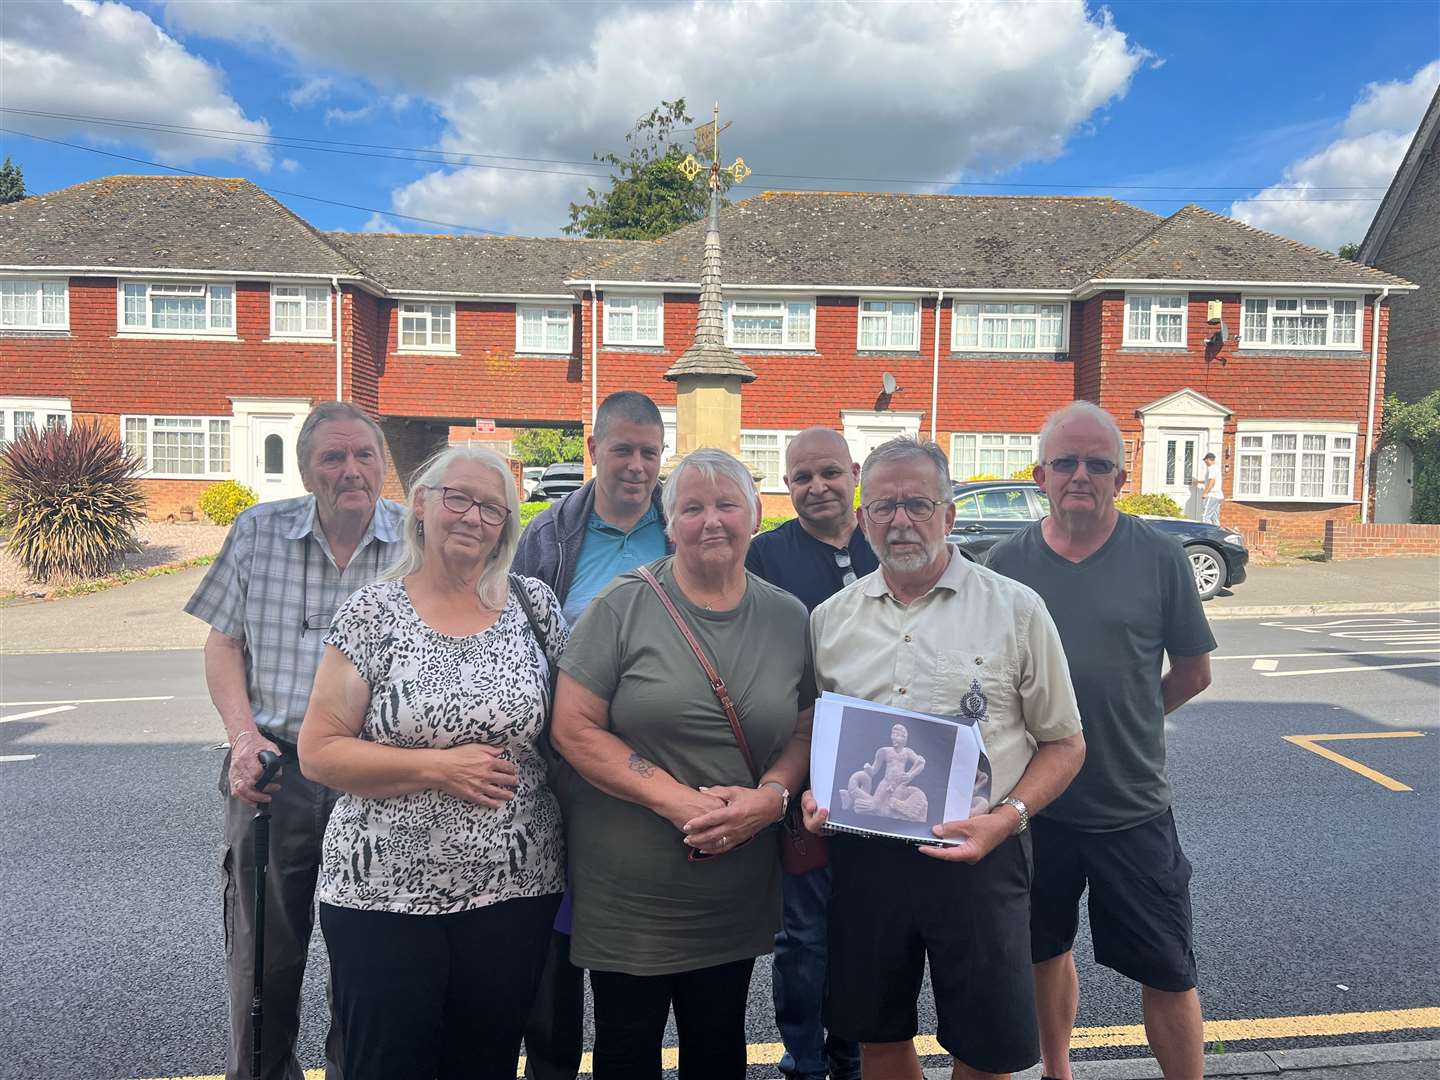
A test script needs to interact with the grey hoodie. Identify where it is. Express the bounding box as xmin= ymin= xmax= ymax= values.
xmin=512 ymin=478 xmax=669 ymax=604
